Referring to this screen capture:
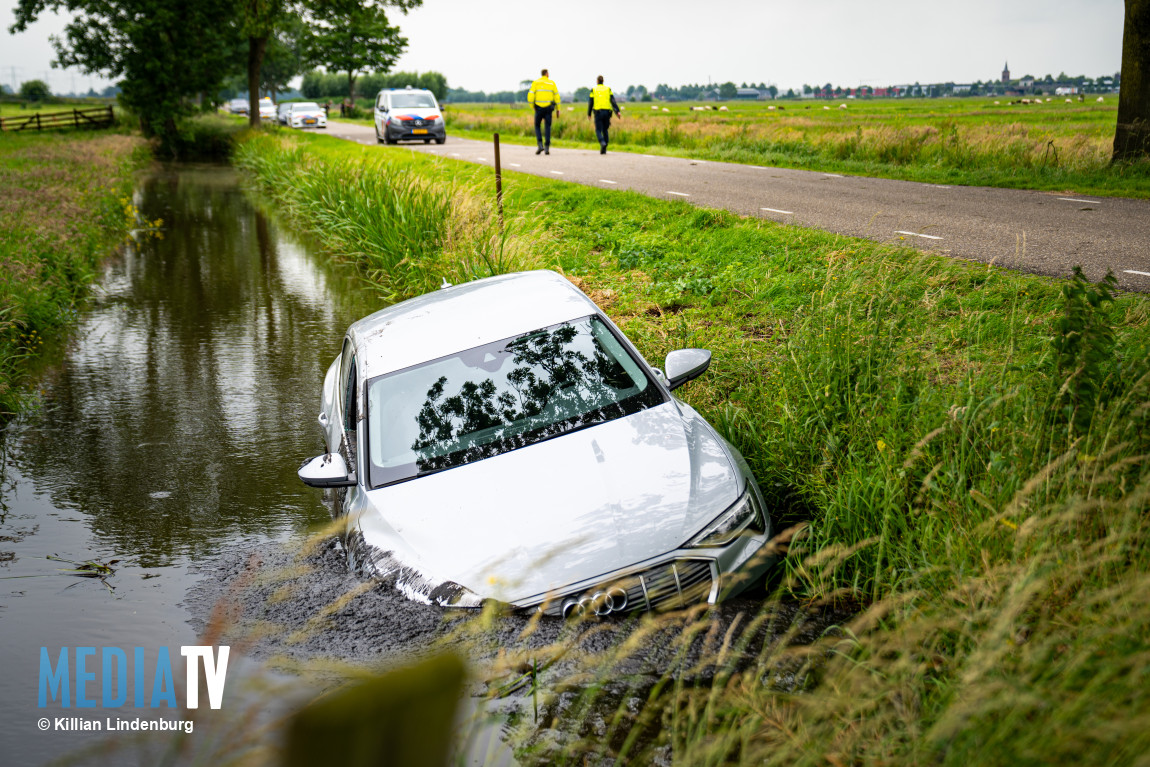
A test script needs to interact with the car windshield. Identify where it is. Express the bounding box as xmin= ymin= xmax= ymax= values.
xmin=294 ymin=102 xmax=320 ymax=111
xmin=388 ymin=92 xmax=437 ymax=109
xmin=366 ymin=315 xmax=662 ymax=487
